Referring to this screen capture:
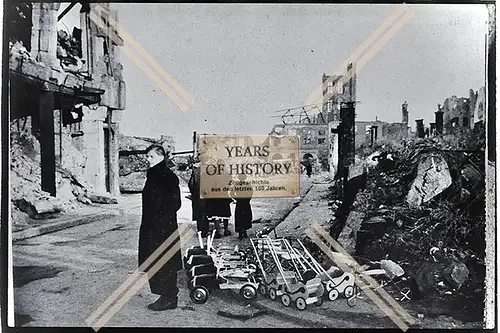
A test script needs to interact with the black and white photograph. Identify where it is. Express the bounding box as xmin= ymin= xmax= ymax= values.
xmin=4 ymin=2 xmax=496 ymax=330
